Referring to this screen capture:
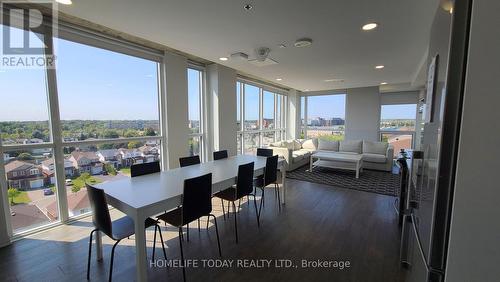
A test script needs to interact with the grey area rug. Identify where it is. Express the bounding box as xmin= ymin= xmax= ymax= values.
xmin=286 ymin=165 xmax=400 ymax=197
